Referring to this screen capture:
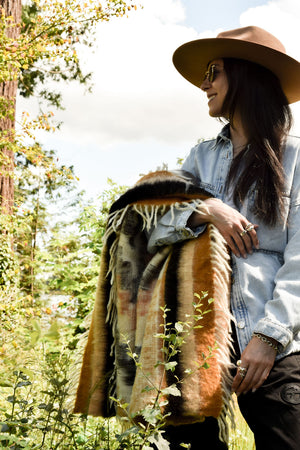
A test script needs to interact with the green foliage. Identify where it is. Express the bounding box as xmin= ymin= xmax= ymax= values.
xmin=13 ymin=146 xmax=82 ymax=297
xmin=0 ymin=244 xmax=255 ymax=449
xmin=229 ymin=406 xmax=255 ymax=450
xmin=0 ymin=341 xmax=125 ymax=448
xmin=0 ymin=235 xmax=19 ymax=289
xmin=0 ymin=283 xmax=125 ymax=449
xmin=0 ymin=0 xmax=139 ymax=210
xmin=0 ymin=289 xmax=200 ymax=448
xmin=19 ymin=0 xmax=93 ymax=109
xmin=44 ymin=179 xmax=127 ymax=320
xmin=0 ymin=0 xmax=138 ymax=105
